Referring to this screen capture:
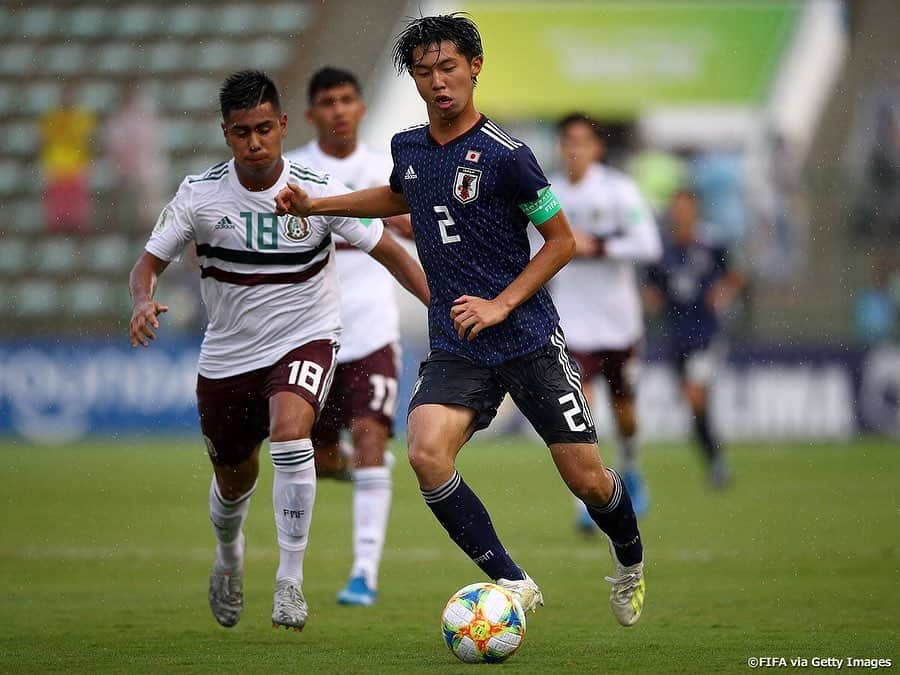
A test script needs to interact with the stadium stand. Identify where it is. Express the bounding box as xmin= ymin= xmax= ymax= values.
xmin=0 ymin=2 xmax=286 ymax=332
xmin=0 ymin=0 xmax=405 ymax=336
